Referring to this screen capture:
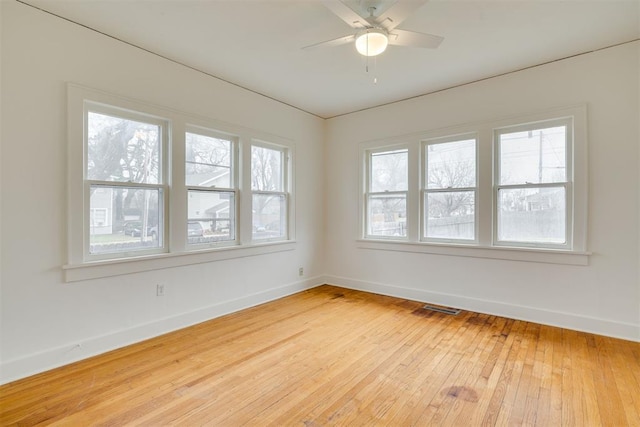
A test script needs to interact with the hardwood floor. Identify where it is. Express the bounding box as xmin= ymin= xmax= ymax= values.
xmin=1 ymin=285 xmax=639 ymax=426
